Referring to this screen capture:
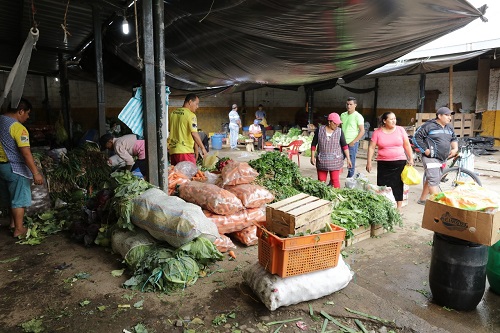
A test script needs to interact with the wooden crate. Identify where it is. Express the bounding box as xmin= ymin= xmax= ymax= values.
xmin=371 ymin=224 xmax=386 ymax=237
xmin=266 ymin=193 xmax=333 ymax=237
xmin=344 ymin=225 xmax=371 ymax=247
xmin=415 ymin=113 xmax=474 ymax=138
